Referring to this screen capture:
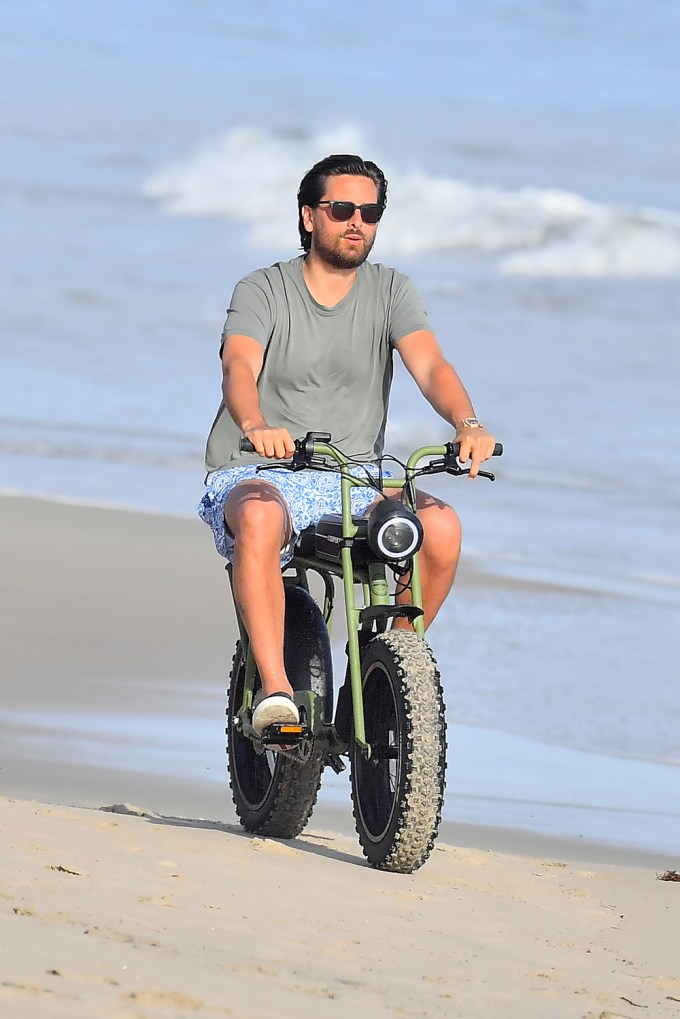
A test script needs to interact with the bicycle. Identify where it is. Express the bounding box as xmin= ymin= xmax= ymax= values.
xmin=226 ymin=431 xmax=502 ymax=873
